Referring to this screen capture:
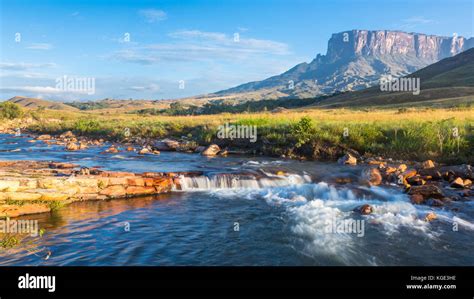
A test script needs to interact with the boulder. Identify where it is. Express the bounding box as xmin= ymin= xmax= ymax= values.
xmin=421 ymin=160 xmax=435 ymax=169
xmin=401 ymin=169 xmax=417 ymax=179
xmin=194 ymin=146 xmax=206 ymax=153
xmin=138 ymin=148 xmax=150 ymax=155
xmin=451 ymin=177 xmax=464 ymax=188
xmin=418 ymin=168 xmax=442 ymax=180
xmin=355 ymin=204 xmax=373 ymax=215
xmin=153 ymin=139 xmax=180 ymax=151
xmin=397 ymin=164 xmax=407 ymax=172
xmin=408 ymin=184 xmax=444 ymax=200
xmin=337 ymin=153 xmax=357 ymax=166
xmin=36 ymin=134 xmax=52 ymax=140
xmin=410 ymin=194 xmax=425 ymax=205
xmin=201 ymin=144 xmax=221 ymax=156
xmin=99 ymin=185 xmax=127 ymax=198
xmin=59 ymin=131 xmax=75 ymax=139
xmin=361 ymin=168 xmax=382 ymax=186
xmin=440 ymin=164 xmax=473 ymax=180
xmin=66 ymin=142 xmax=79 ymax=151
xmin=106 ymin=146 xmax=119 ymax=154
xmin=424 ymin=212 xmax=437 ymax=222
